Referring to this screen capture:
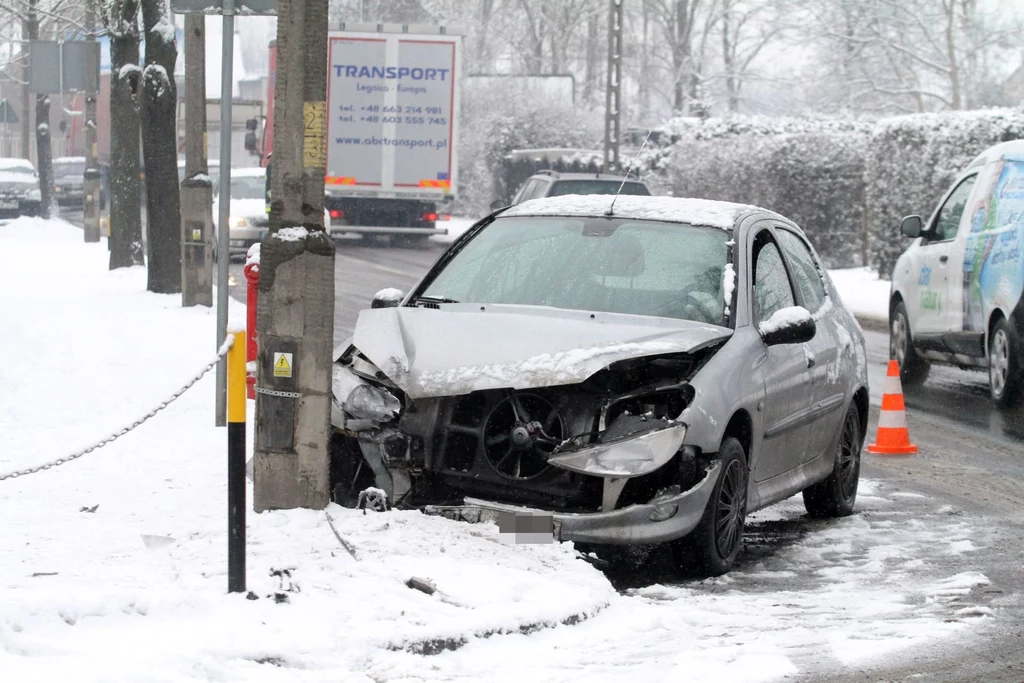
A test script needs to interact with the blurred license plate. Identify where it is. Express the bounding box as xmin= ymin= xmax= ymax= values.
xmin=498 ymin=511 xmax=554 ymax=544
xmin=0 ymin=201 xmax=18 ymax=209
